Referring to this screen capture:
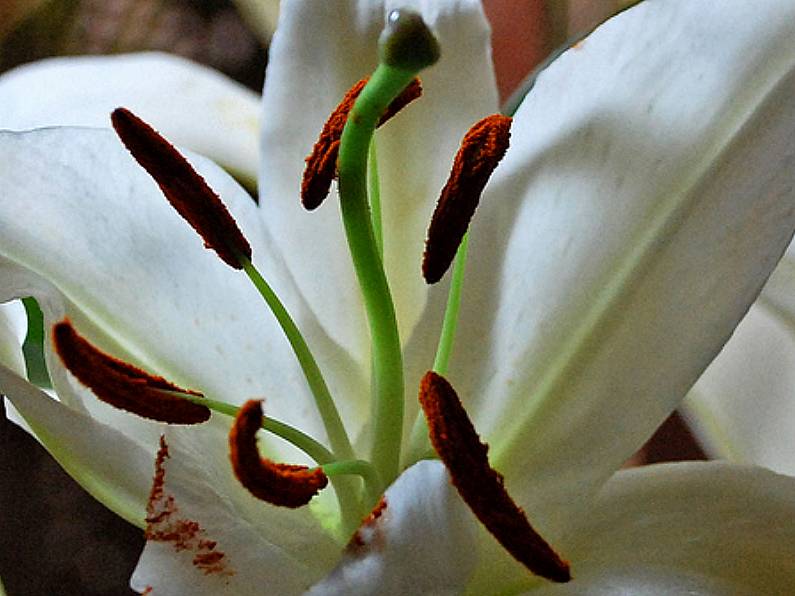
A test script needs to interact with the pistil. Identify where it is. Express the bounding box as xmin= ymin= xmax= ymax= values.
xmin=334 ymin=9 xmax=440 ymax=487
